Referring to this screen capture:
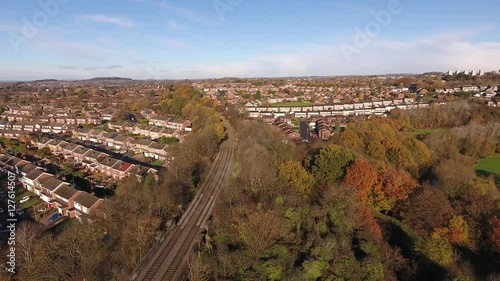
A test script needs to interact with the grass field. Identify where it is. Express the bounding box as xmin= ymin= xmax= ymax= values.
xmin=271 ymin=101 xmax=311 ymax=107
xmin=475 ymin=155 xmax=500 ymax=182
